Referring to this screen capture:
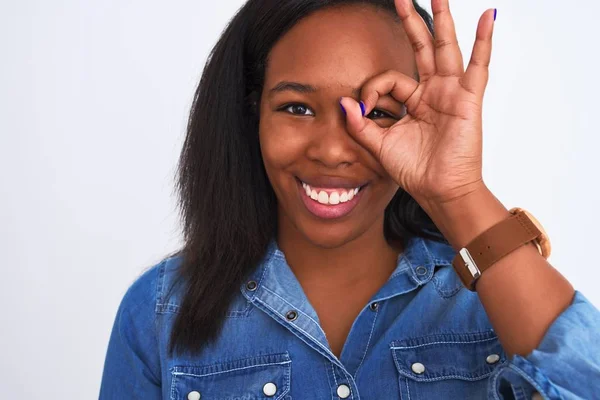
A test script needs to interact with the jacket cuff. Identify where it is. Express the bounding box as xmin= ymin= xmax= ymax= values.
xmin=488 ymin=291 xmax=600 ymax=399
